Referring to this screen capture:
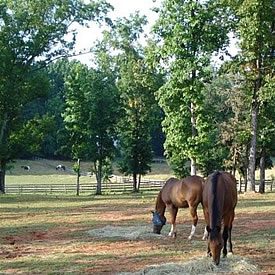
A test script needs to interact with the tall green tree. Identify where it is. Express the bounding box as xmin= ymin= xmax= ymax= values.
xmin=228 ymin=0 xmax=275 ymax=191
xmin=149 ymin=0 xmax=231 ymax=177
xmin=257 ymin=79 xmax=275 ymax=193
xmin=0 ymin=0 xmax=111 ymax=193
xmin=63 ymin=62 xmax=120 ymax=195
xmin=102 ymin=13 xmax=163 ymax=192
